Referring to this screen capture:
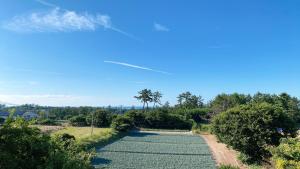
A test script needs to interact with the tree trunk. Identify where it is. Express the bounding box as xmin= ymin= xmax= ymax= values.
xmin=90 ymin=112 xmax=94 ymax=136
